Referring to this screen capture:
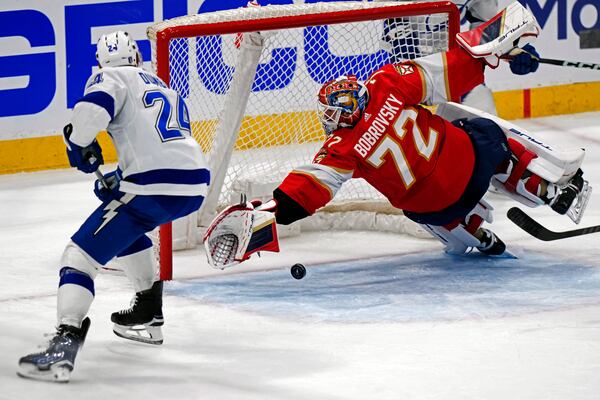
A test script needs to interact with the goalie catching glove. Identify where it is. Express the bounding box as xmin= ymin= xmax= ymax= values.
xmin=203 ymin=199 xmax=279 ymax=269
